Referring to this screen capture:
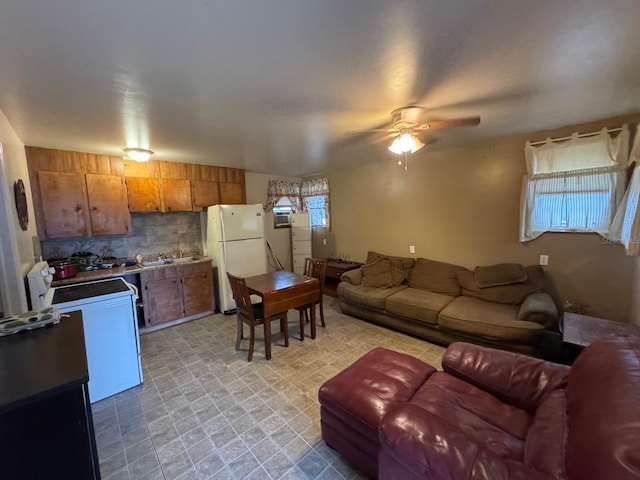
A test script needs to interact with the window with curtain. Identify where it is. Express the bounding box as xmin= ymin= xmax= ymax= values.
xmin=520 ymin=125 xmax=630 ymax=242
xmin=607 ymin=124 xmax=640 ymax=254
xmin=301 ymin=178 xmax=330 ymax=229
xmin=265 ymin=180 xmax=302 ymax=212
